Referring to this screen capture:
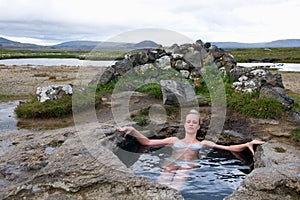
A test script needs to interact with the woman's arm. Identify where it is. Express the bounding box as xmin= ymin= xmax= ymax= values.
xmin=117 ymin=126 xmax=178 ymax=146
xmin=201 ymin=140 xmax=265 ymax=155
